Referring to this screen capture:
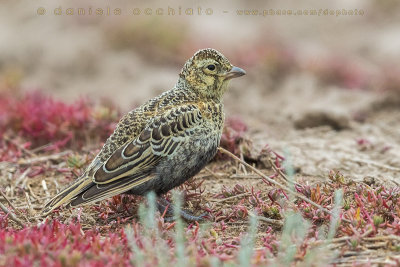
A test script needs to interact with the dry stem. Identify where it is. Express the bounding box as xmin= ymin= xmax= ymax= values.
xmin=218 ymin=147 xmax=351 ymax=224
xmin=0 ymin=201 xmax=24 ymax=227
